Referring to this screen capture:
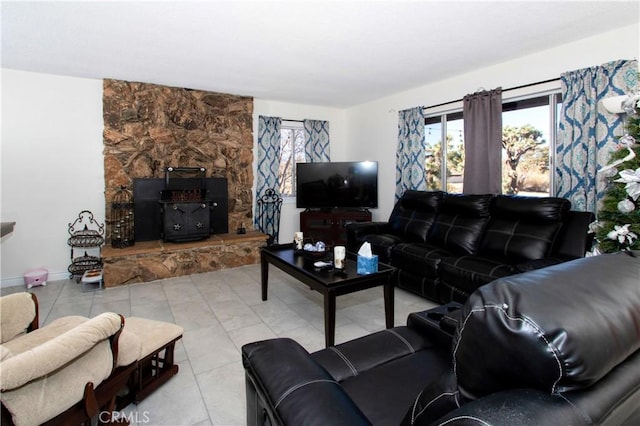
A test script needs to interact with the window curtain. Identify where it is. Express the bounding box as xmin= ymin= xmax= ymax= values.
xmin=303 ymin=119 xmax=330 ymax=162
xmin=462 ymin=88 xmax=503 ymax=194
xmin=555 ymin=59 xmax=638 ymax=213
xmin=395 ymin=107 xmax=426 ymax=200
xmin=256 ymin=115 xmax=282 ymax=226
